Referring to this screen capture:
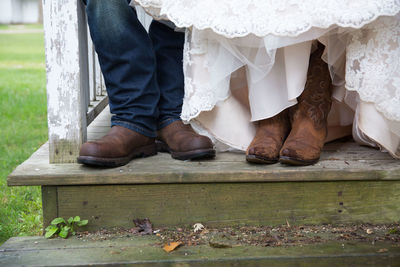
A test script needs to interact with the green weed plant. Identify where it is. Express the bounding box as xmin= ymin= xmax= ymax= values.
xmin=45 ymin=217 xmax=88 ymax=239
